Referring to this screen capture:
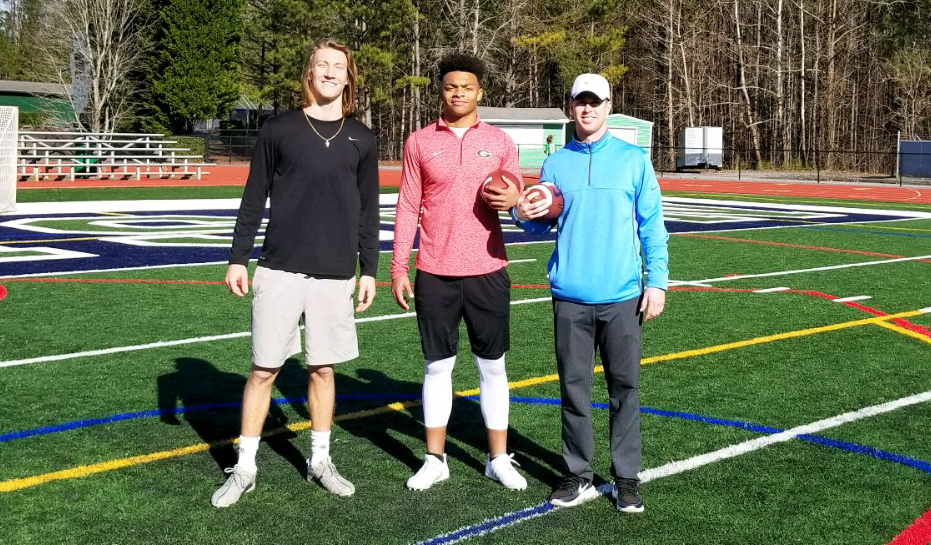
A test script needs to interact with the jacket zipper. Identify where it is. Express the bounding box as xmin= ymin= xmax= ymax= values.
xmin=587 ymin=142 xmax=593 ymax=186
